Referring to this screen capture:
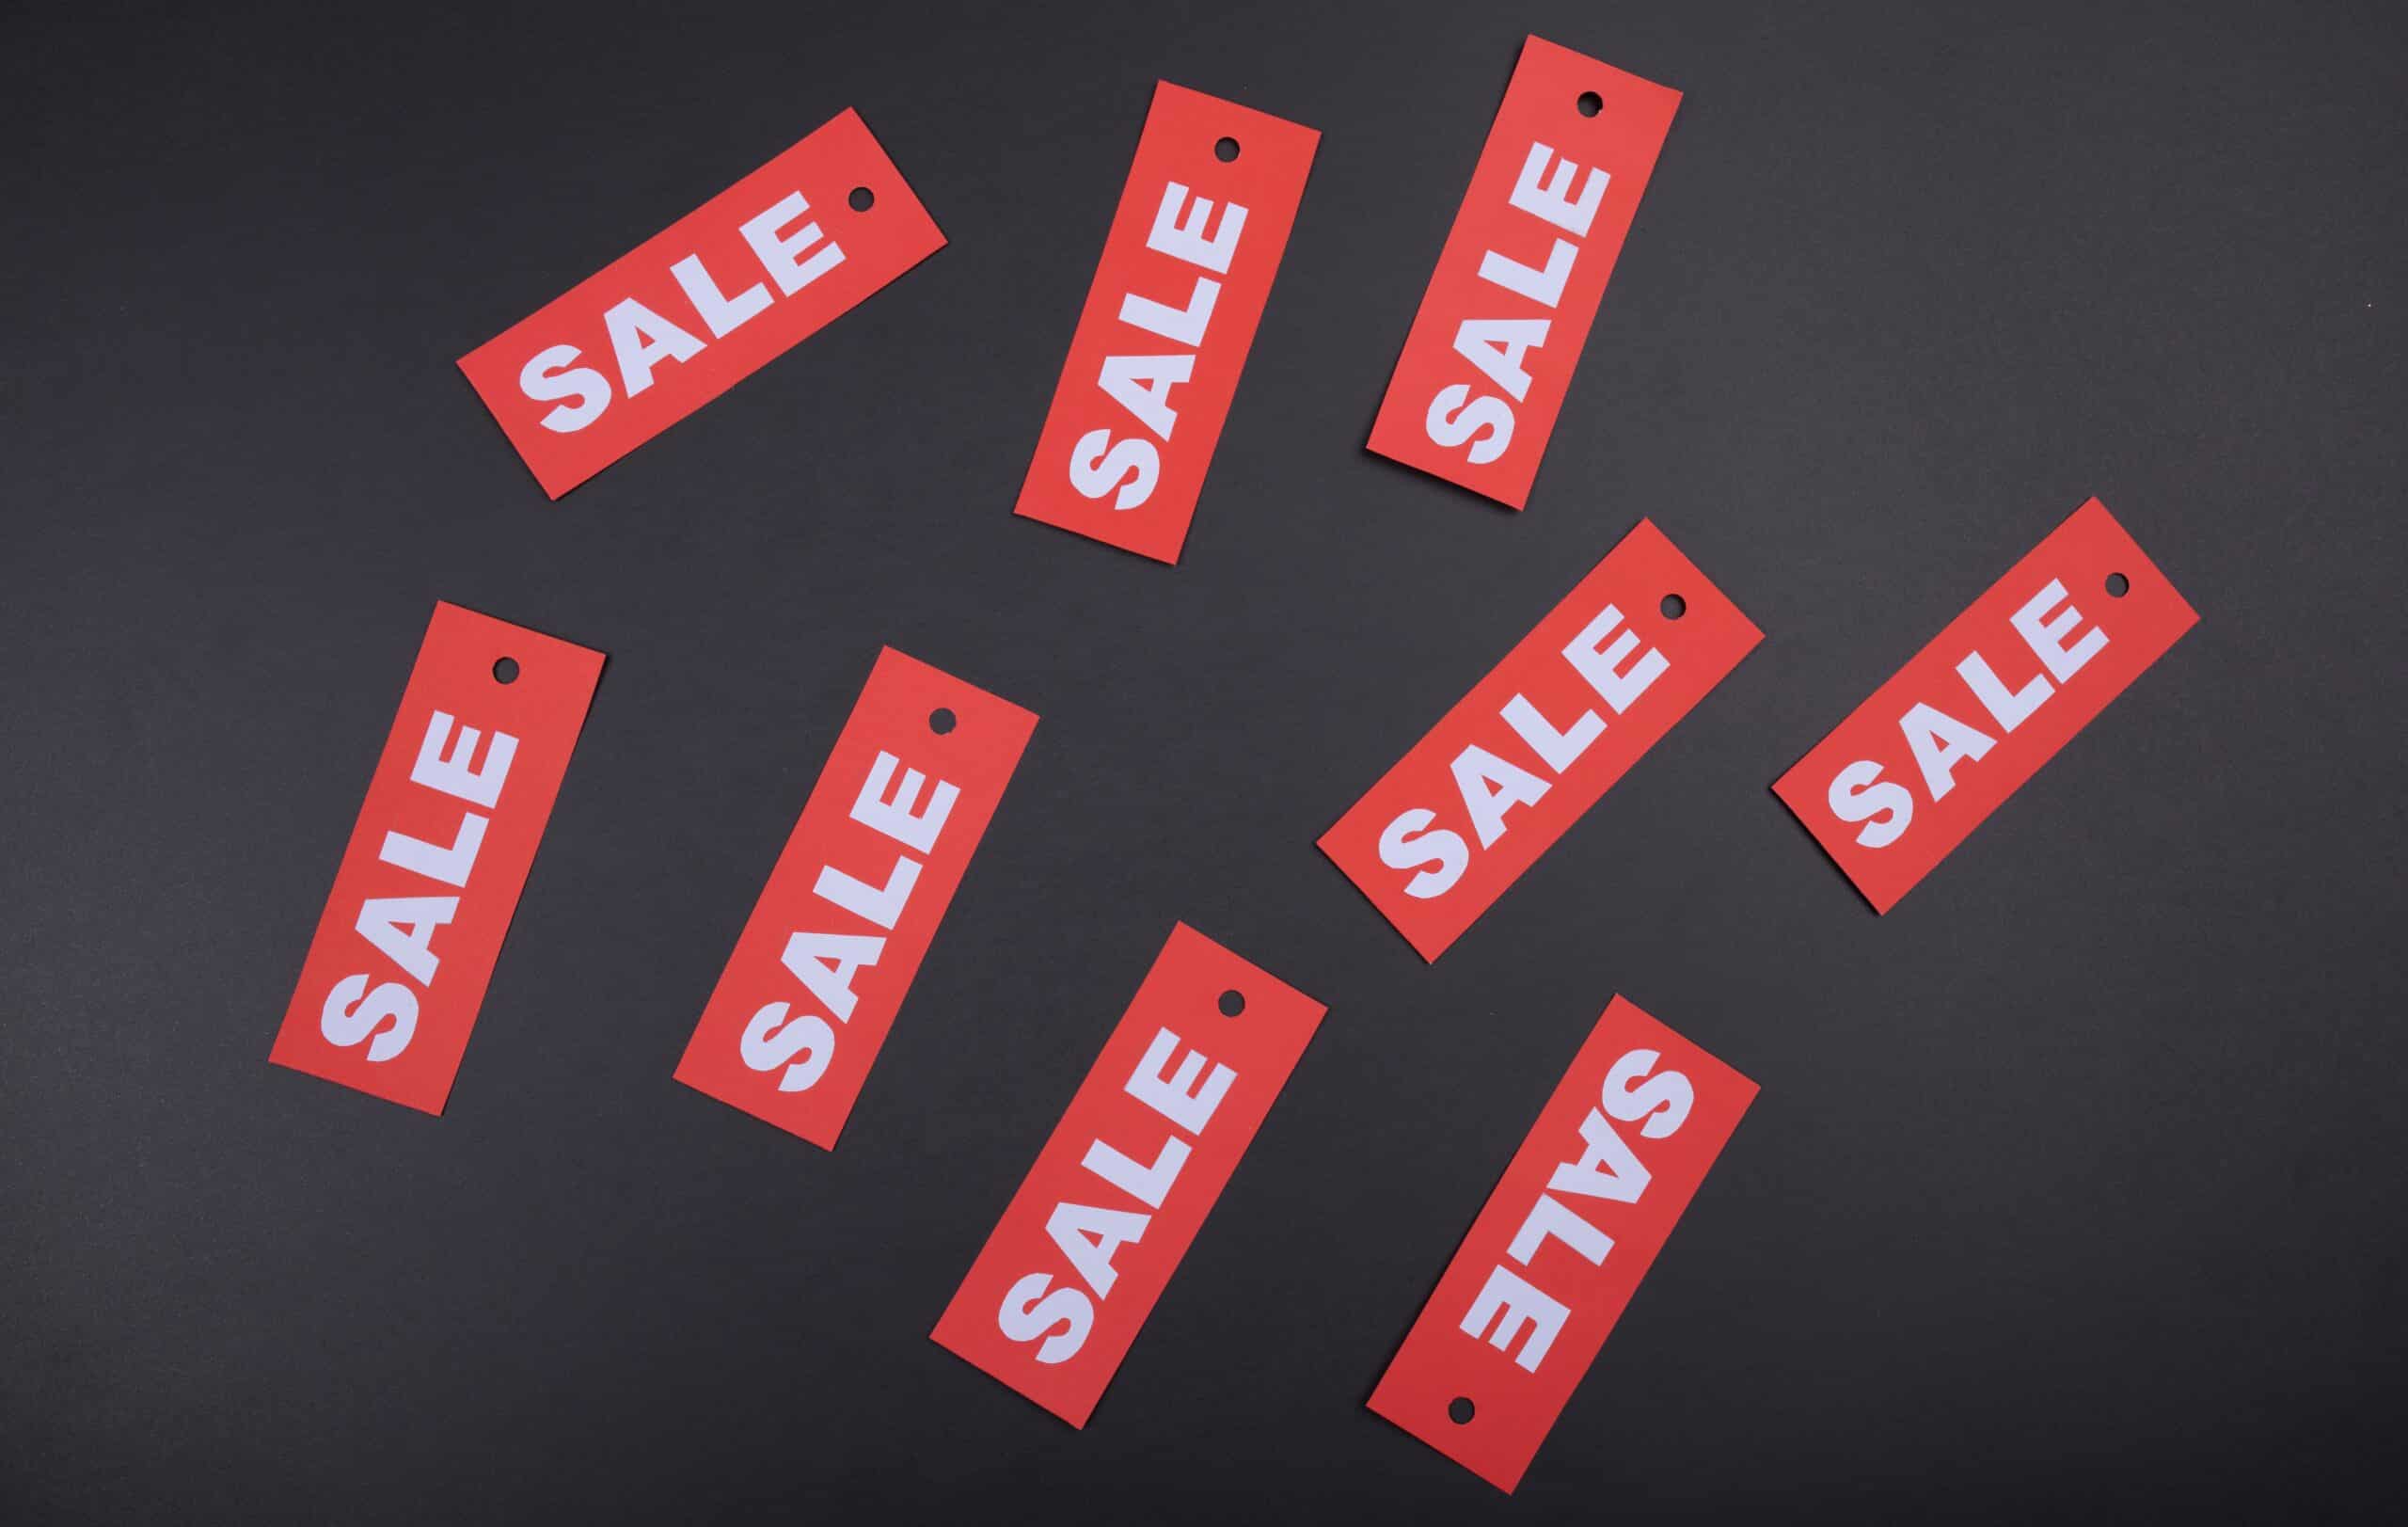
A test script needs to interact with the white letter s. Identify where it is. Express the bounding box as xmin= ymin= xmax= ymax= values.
xmin=739 ymin=1000 xmax=834 ymax=1093
xmin=518 ymin=344 xmax=610 ymax=433
xmin=1069 ymin=428 xmax=1160 ymax=510
xmin=1378 ymin=809 xmax=1469 ymax=899
xmin=1424 ymin=384 xmax=1514 ymax=465
xmin=998 ymin=1272 xmax=1093 ymax=1364
xmin=319 ymin=974 xmax=418 ymax=1063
